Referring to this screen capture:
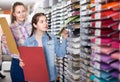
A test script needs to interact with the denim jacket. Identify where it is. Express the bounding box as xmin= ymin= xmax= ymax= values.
xmin=24 ymin=32 xmax=67 ymax=81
